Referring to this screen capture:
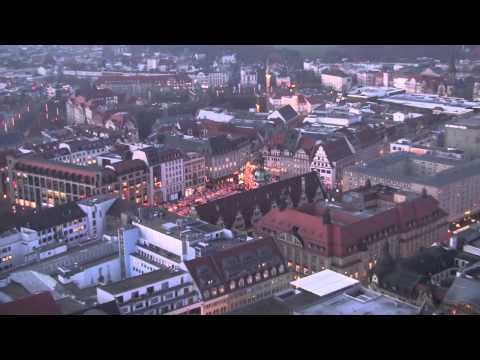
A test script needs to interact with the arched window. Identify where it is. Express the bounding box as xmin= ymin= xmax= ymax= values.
xmin=238 ymin=278 xmax=245 ymax=288
xmin=229 ymin=280 xmax=236 ymax=291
